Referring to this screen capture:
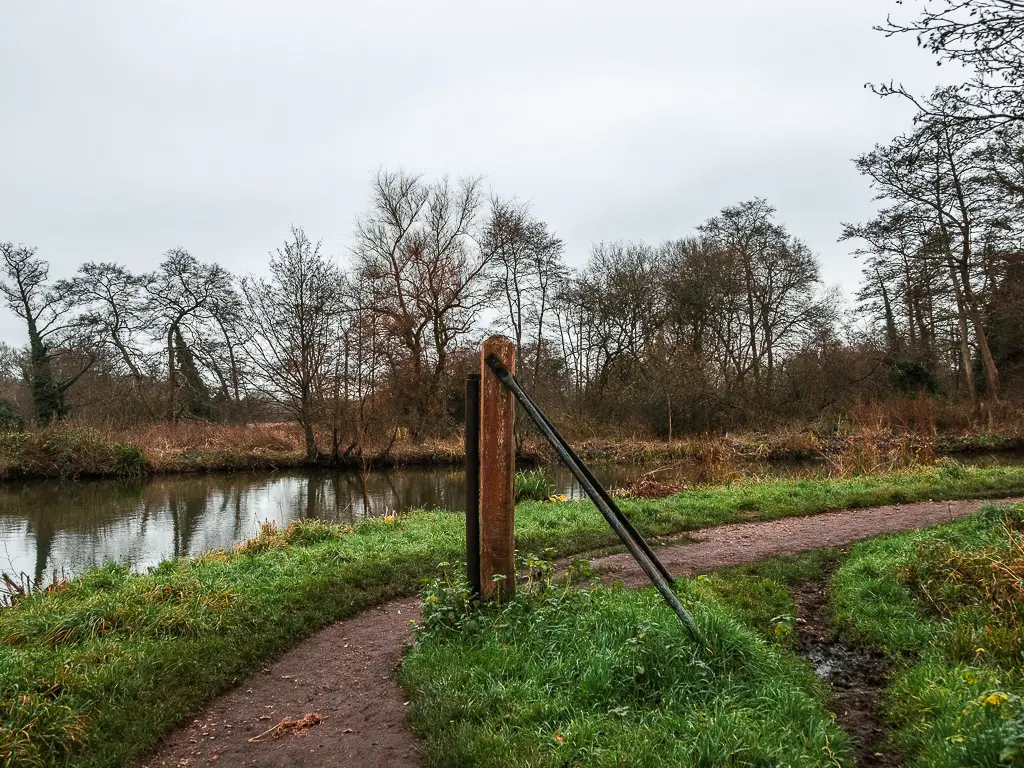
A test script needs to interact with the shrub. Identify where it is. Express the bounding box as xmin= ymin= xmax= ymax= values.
xmin=0 ymin=399 xmax=24 ymax=431
xmin=111 ymin=443 xmax=148 ymax=476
